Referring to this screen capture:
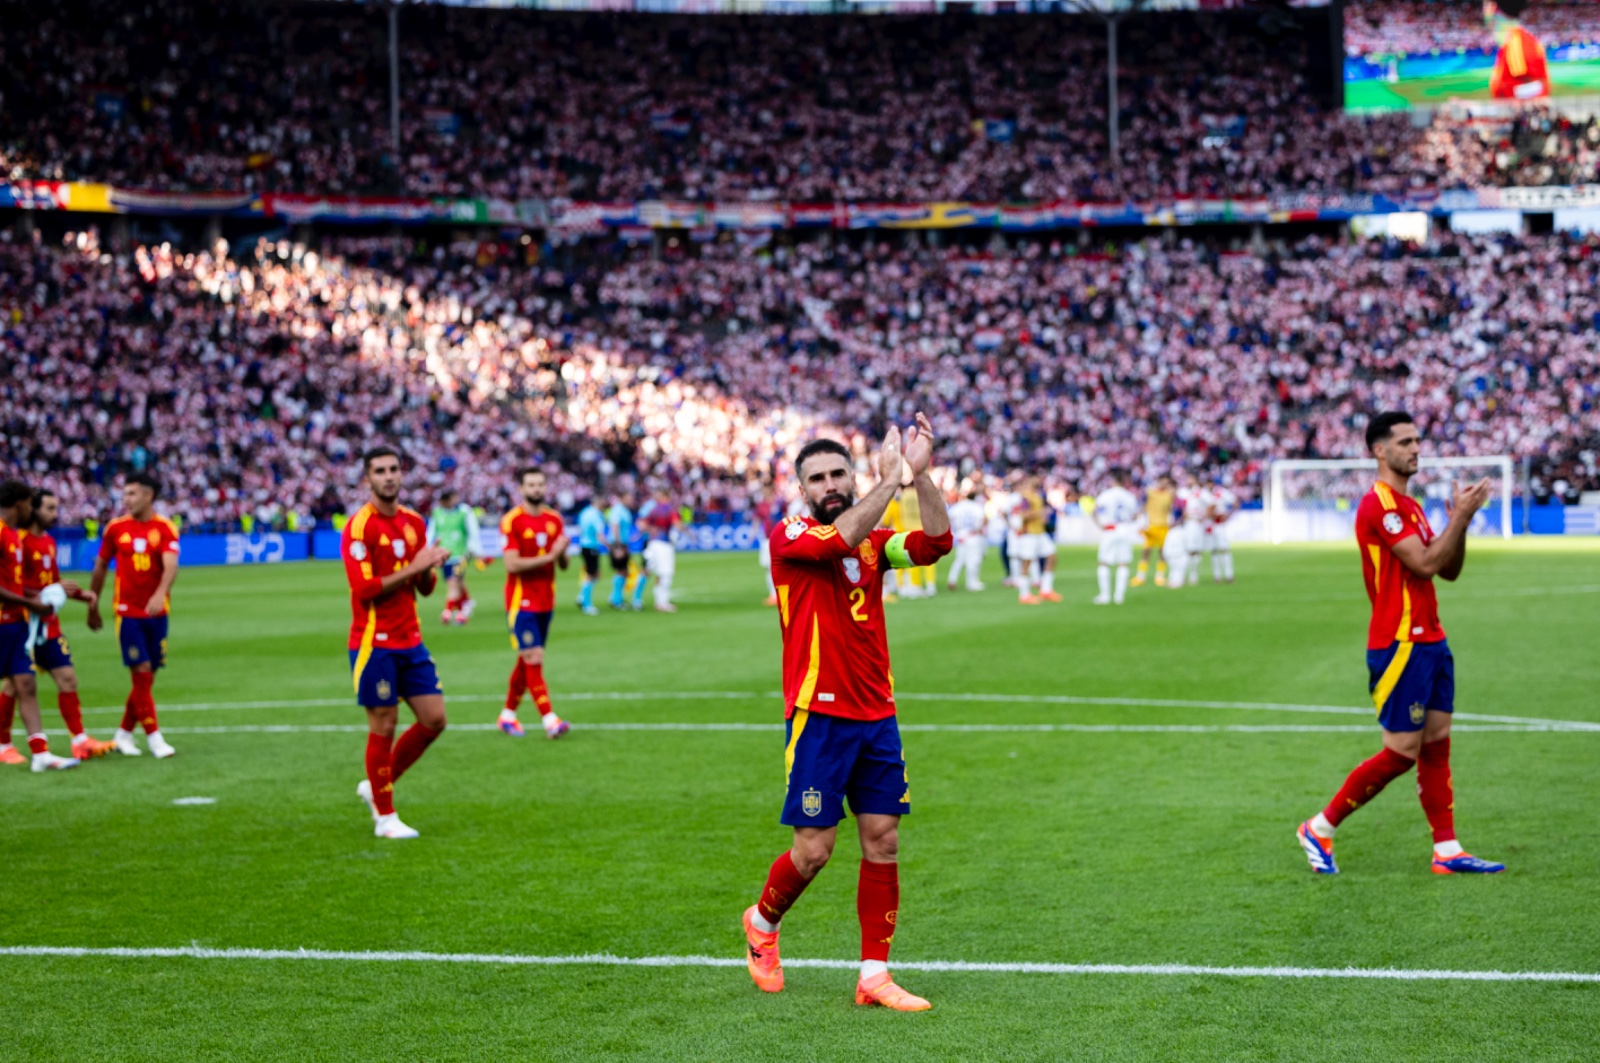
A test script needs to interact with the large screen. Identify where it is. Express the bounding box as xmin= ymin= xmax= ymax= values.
xmin=1345 ymin=0 xmax=1600 ymax=111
